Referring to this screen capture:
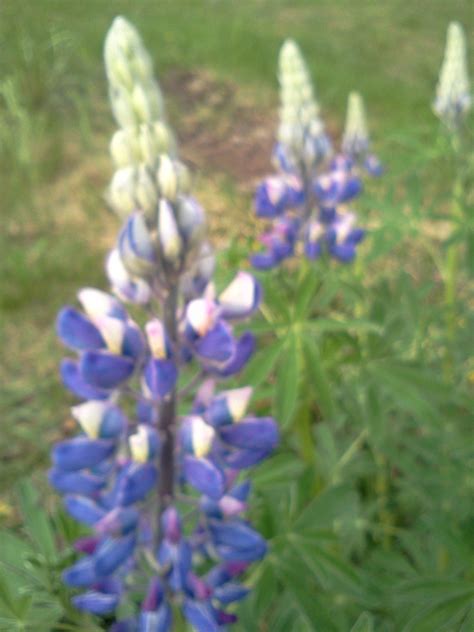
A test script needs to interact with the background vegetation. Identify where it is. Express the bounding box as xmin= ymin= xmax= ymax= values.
xmin=0 ymin=1 xmax=472 ymax=630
